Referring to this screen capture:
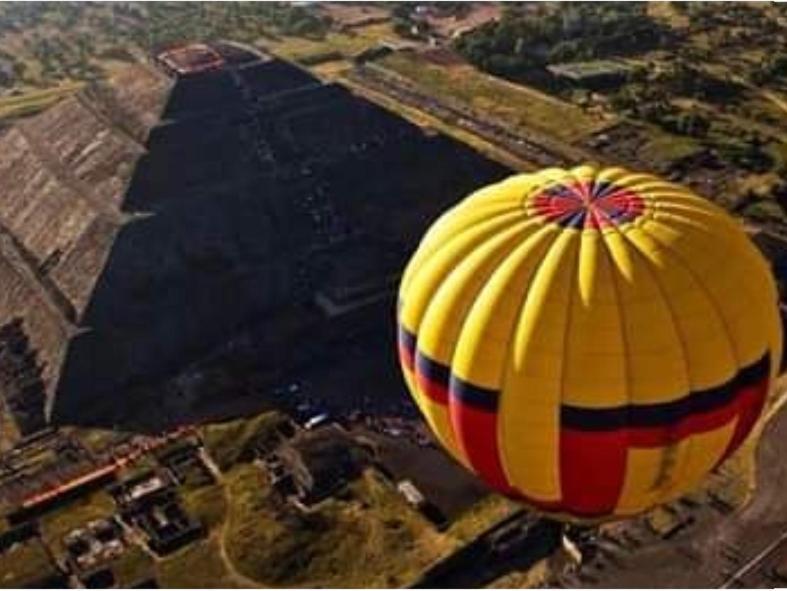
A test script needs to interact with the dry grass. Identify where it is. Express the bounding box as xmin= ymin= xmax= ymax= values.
xmin=223 ymin=465 xmax=455 ymax=587
xmin=645 ymin=506 xmax=682 ymax=536
xmin=486 ymin=558 xmax=550 ymax=588
xmin=156 ymin=537 xmax=241 ymax=589
xmin=0 ymin=82 xmax=82 ymax=120
xmin=378 ymin=52 xmax=604 ymax=143
xmin=0 ymin=404 xmax=21 ymax=453
xmin=38 ymin=489 xmax=116 ymax=558
xmin=181 ymin=482 xmax=227 ymax=532
xmin=636 ymin=127 xmax=701 ymax=163
xmin=200 ymin=411 xmax=284 ymax=471
xmin=108 ymin=545 xmax=155 ymax=587
xmin=444 ymin=493 xmax=520 ymax=544
xmin=343 ymin=76 xmax=533 ymax=170
xmin=0 ymin=537 xmax=59 ymax=587
xmin=646 ymin=2 xmax=690 ymax=28
xmin=263 ymin=22 xmax=396 ymax=66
